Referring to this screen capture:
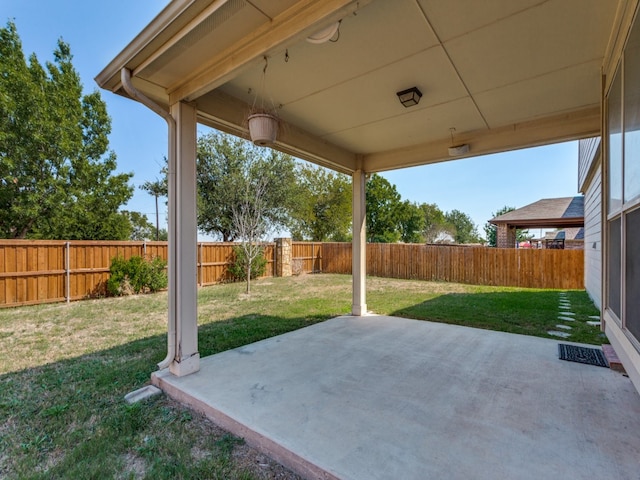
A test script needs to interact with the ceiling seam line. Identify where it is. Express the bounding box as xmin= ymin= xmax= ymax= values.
xmin=282 ymin=44 xmax=443 ymax=107
xmin=471 ymin=57 xmax=605 ymax=97
xmin=436 ymin=0 xmax=550 ymax=44
xmin=412 ymin=0 xmax=490 ymax=130
xmin=316 ymin=94 xmax=472 ymax=138
xmin=245 ymin=0 xmax=273 ymax=21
